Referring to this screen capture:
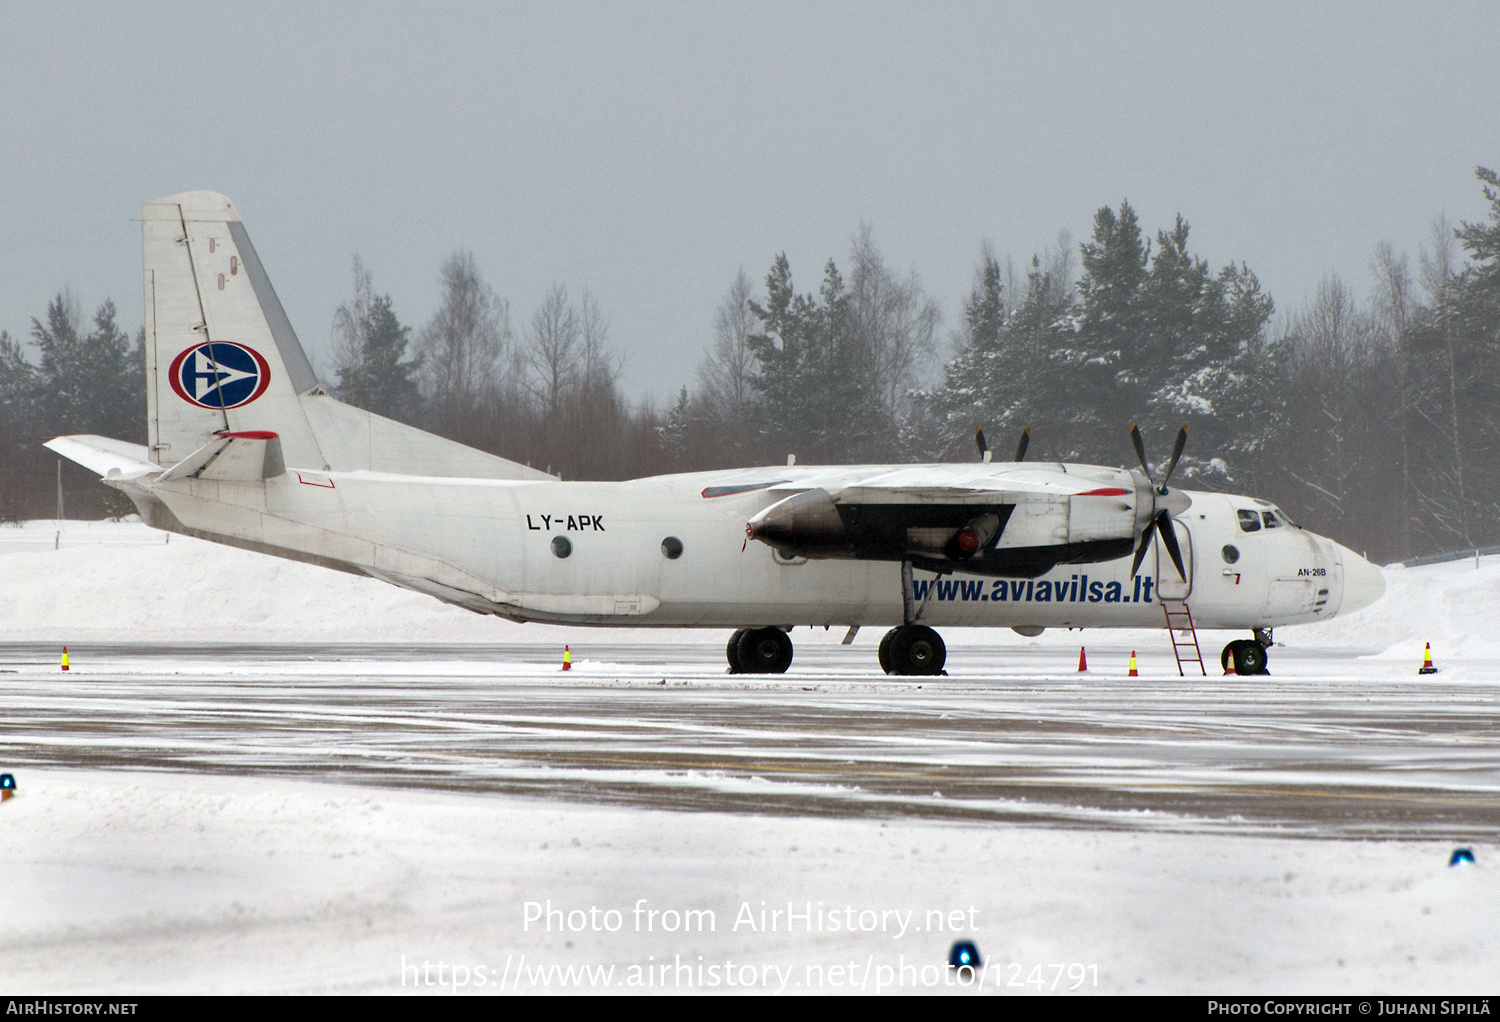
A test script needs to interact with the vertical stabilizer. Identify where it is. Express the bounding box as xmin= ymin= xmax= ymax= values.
xmin=142 ymin=191 xmax=325 ymax=468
